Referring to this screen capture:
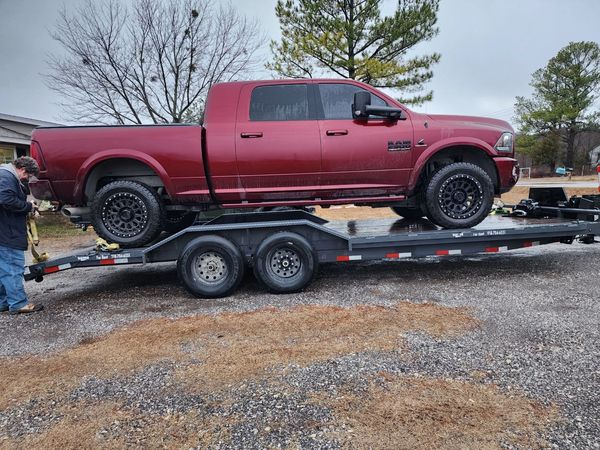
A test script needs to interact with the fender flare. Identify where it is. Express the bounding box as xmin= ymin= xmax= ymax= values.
xmin=408 ymin=137 xmax=497 ymax=192
xmin=73 ymin=149 xmax=174 ymax=204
